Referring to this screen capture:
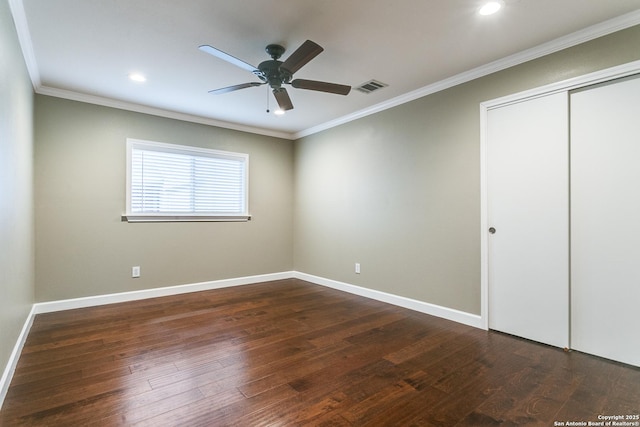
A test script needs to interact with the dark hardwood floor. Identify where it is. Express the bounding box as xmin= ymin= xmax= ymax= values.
xmin=1 ymin=279 xmax=638 ymax=426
